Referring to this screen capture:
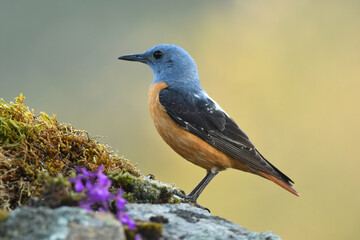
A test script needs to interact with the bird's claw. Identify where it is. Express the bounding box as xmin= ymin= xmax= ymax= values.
xmin=189 ymin=201 xmax=211 ymax=213
xmin=175 ymin=190 xmax=211 ymax=212
xmin=174 ymin=189 xmax=186 ymax=198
